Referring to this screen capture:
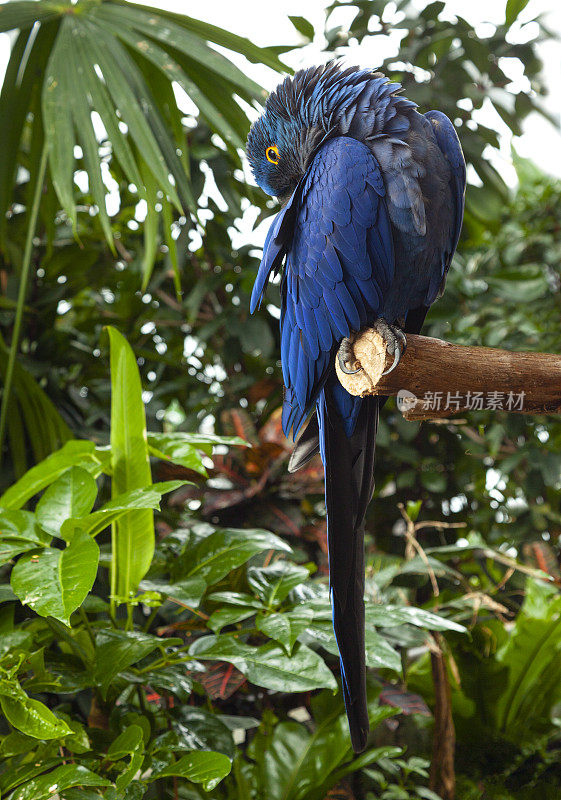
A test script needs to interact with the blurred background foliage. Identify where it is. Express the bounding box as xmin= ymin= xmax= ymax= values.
xmin=1 ymin=0 xmax=561 ymax=798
